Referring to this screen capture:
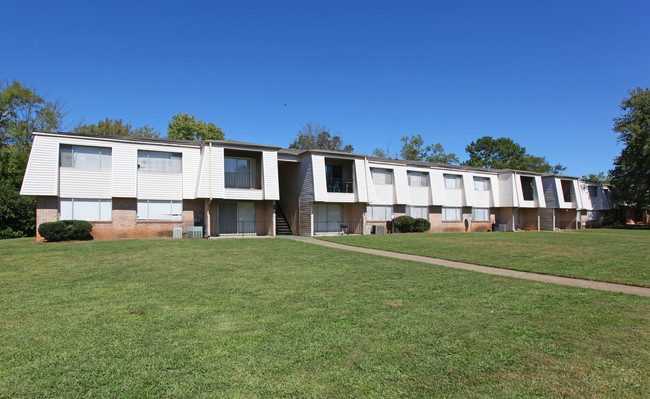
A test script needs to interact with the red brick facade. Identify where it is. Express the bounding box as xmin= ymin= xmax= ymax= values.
xmin=35 ymin=197 xmax=204 ymax=240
